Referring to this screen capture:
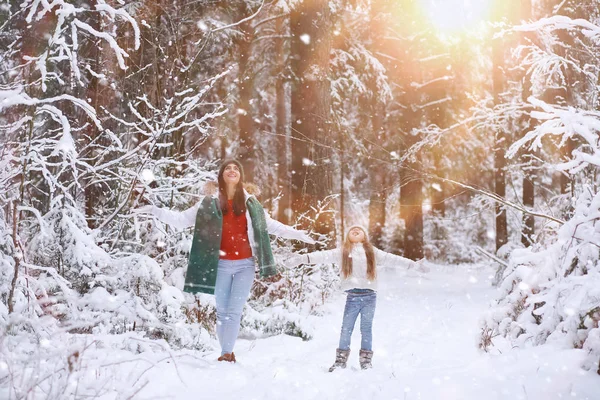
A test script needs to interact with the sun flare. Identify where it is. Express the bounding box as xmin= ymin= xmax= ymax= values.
xmin=422 ymin=0 xmax=493 ymax=35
